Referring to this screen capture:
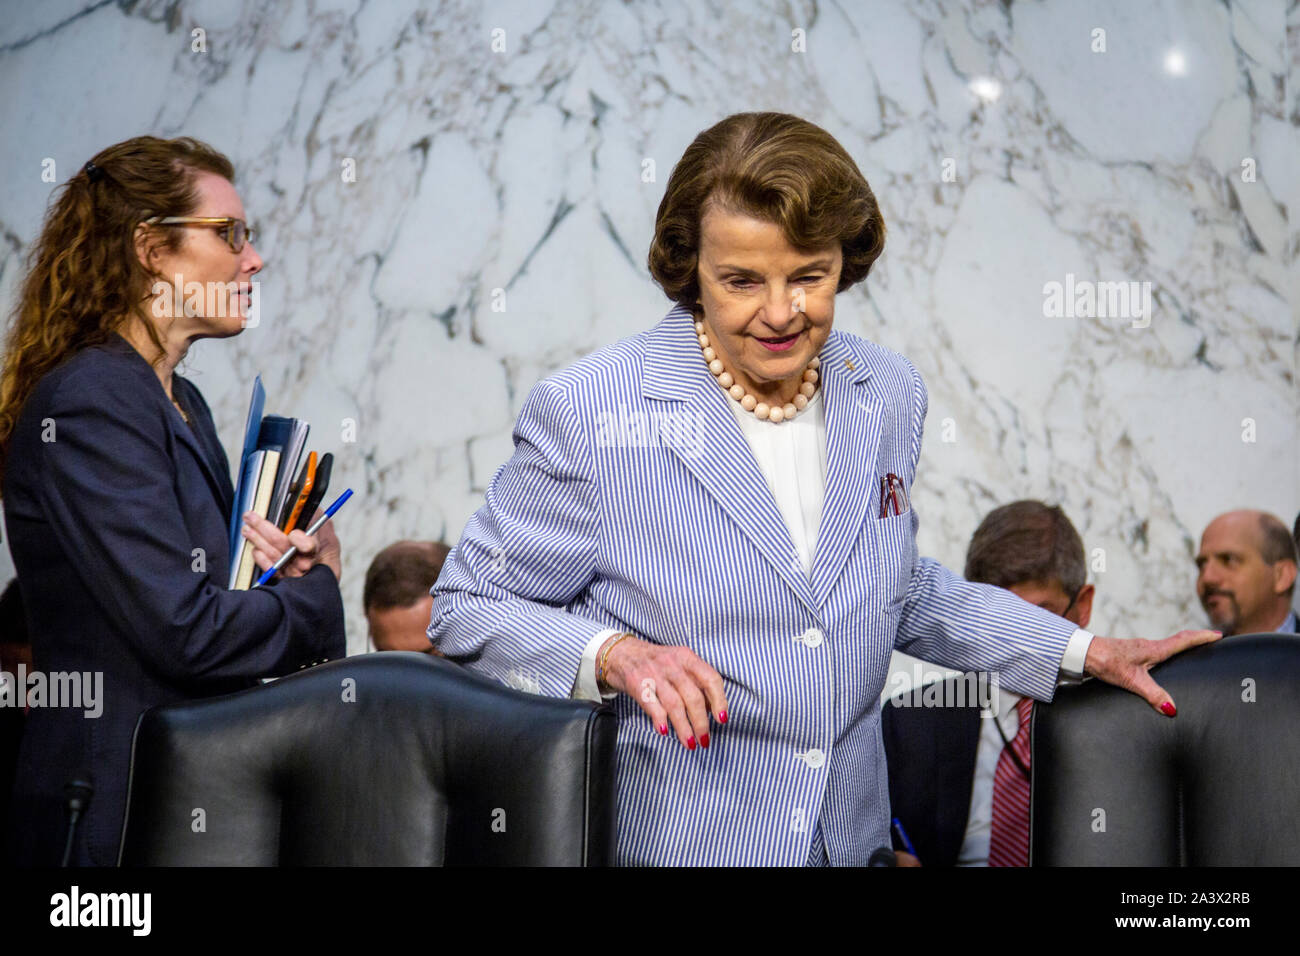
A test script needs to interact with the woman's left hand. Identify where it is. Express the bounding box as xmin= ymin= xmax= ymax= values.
xmin=1083 ymin=629 xmax=1221 ymax=716
xmin=240 ymin=511 xmax=339 ymax=580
